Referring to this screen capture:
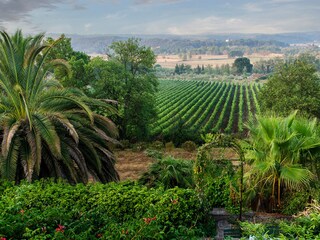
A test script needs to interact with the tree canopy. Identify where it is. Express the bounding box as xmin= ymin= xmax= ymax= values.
xmin=259 ymin=59 xmax=320 ymax=118
xmin=233 ymin=57 xmax=253 ymax=74
xmin=109 ymin=38 xmax=158 ymax=140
